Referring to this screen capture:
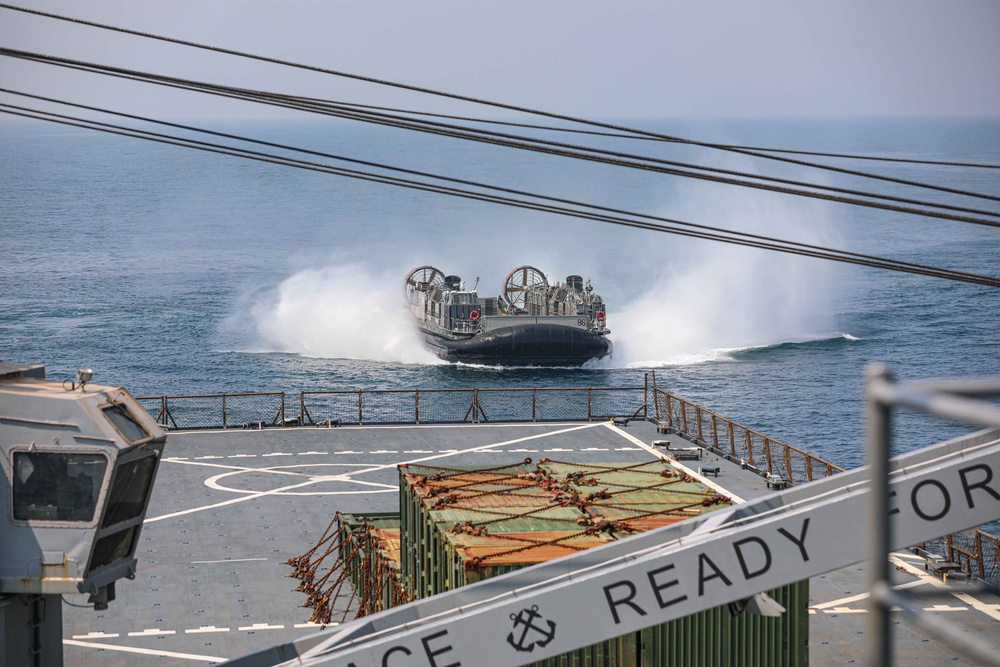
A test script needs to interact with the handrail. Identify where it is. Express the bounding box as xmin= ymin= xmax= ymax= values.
xmin=650 ymin=380 xmax=844 ymax=485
